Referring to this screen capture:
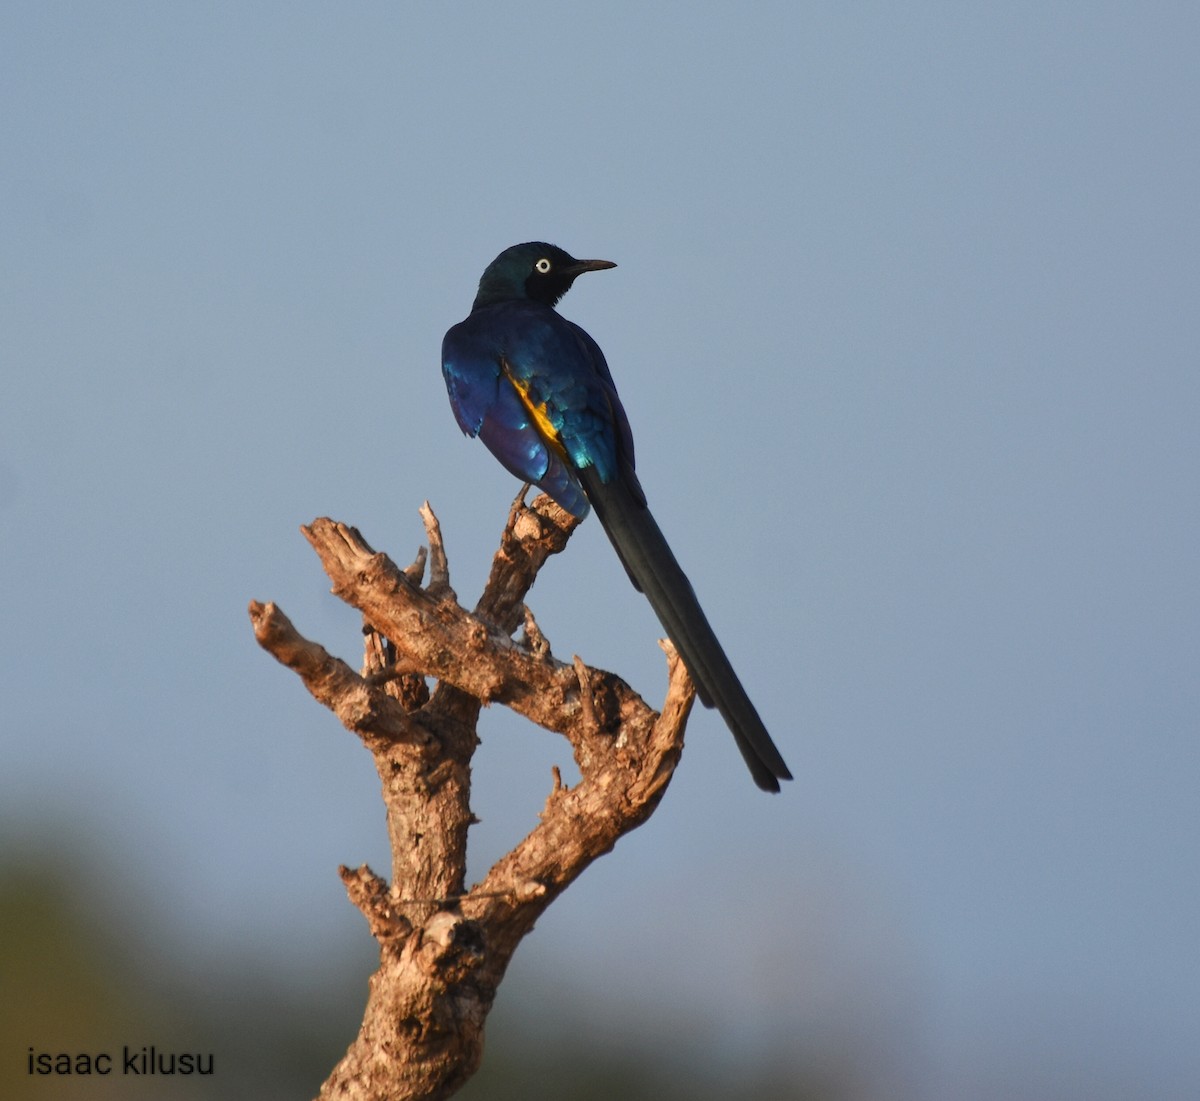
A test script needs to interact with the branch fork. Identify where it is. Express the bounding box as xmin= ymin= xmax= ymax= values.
xmin=250 ymin=491 xmax=695 ymax=1101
